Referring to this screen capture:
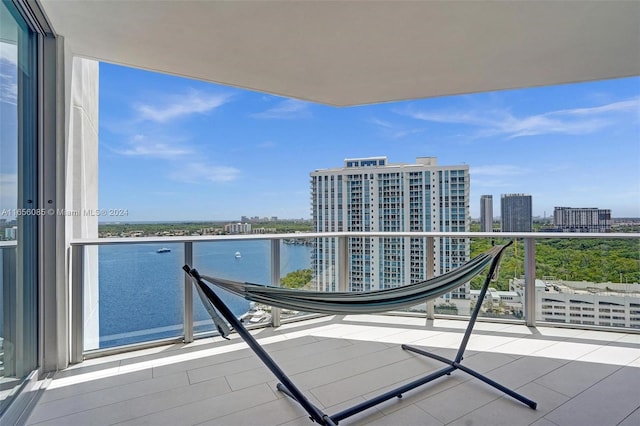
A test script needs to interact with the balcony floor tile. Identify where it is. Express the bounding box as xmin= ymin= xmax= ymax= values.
xmin=25 ymin=315 xmax=640 ymax=426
